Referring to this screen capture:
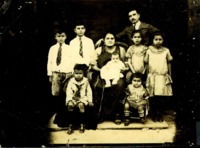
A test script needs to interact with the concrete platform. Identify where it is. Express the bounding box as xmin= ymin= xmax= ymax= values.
xmin=97 ymin=119 xmax=169 ymax=130
xmin=47 ymin=113 xmax=176 ymax=145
